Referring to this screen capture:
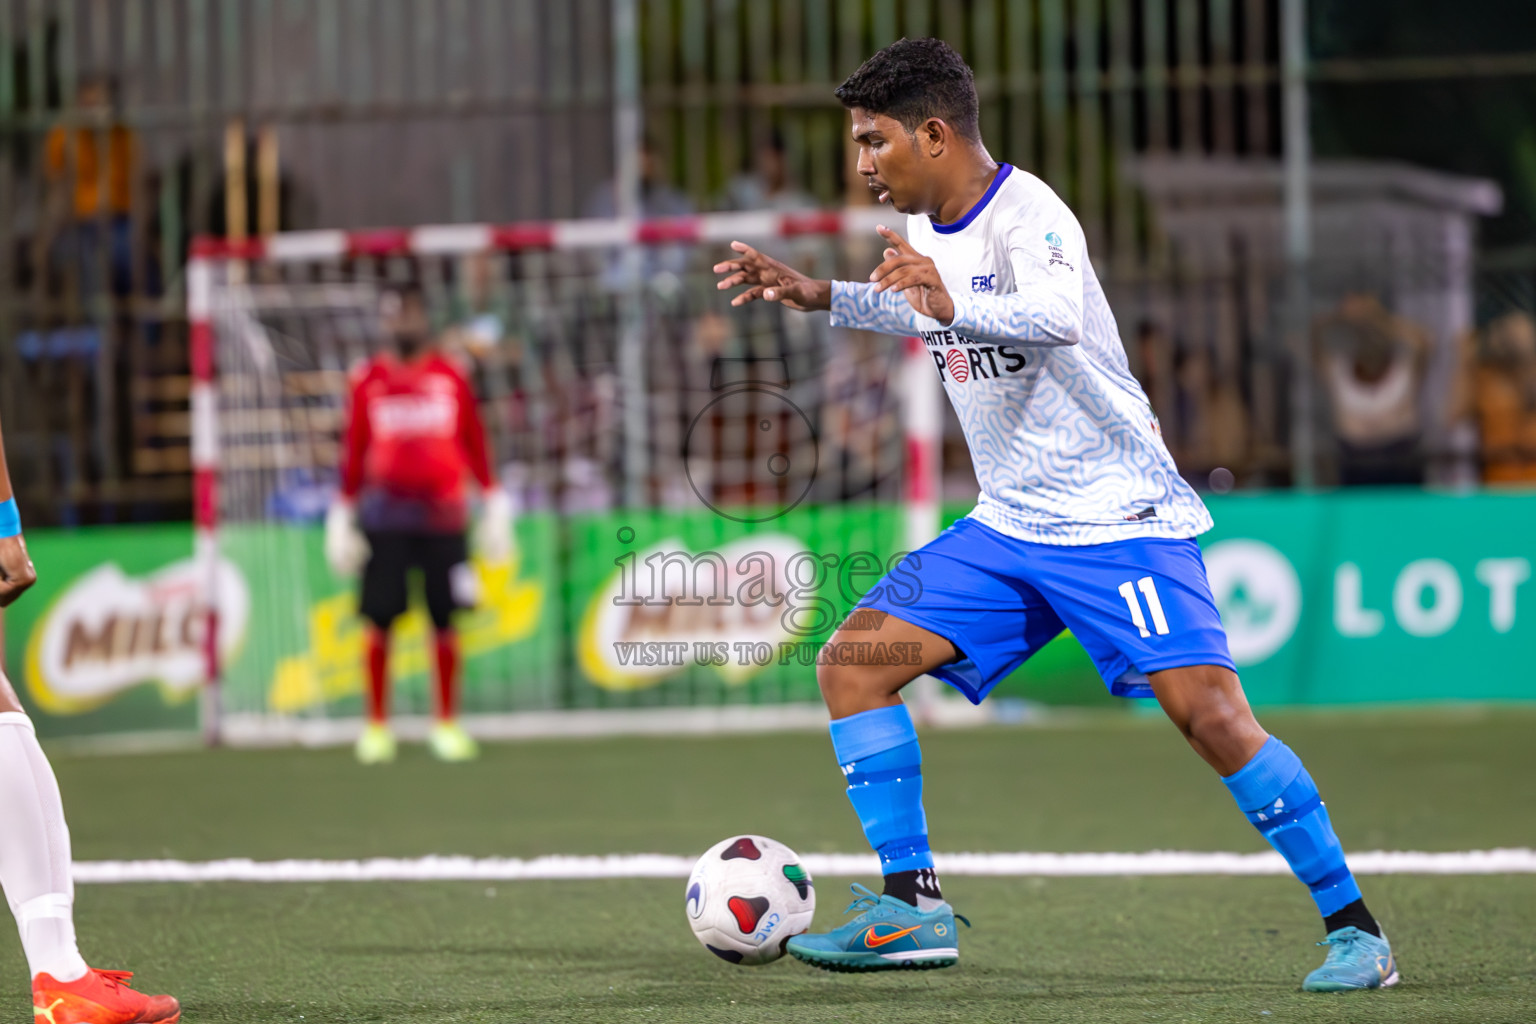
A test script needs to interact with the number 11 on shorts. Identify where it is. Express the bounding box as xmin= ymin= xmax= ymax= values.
xmin=1118 ymin=577 xmax=1171 ymax=638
